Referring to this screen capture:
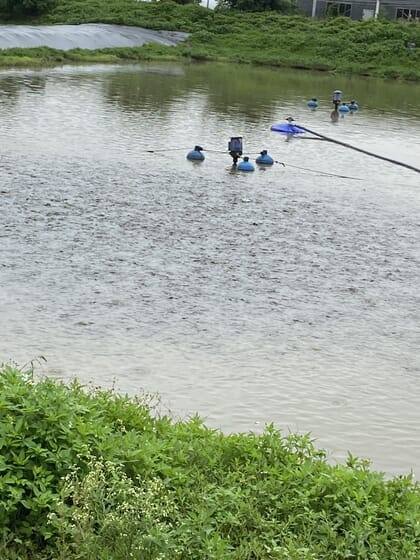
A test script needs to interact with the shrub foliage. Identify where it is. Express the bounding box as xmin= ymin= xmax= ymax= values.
xmin=0 ymin=364 xmax=419 ymax=559
xmin=216 ymin=0 xmax=298 ymax=13
xmin=0 ymin=1 xmax=420 ymax=79
xmin=0 ymin=0 xmax=56 ymax=17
